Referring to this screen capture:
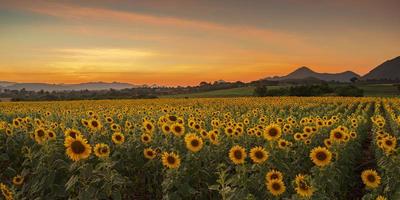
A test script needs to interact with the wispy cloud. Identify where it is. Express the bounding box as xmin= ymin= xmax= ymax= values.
xmin=13 ymin=1 xmax=304 ymax=47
